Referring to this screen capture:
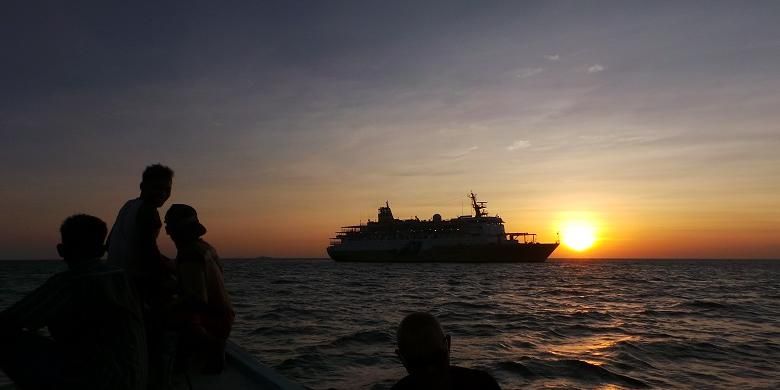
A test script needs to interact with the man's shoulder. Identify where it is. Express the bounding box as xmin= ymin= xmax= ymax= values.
xmin=184 ymin=240 xmax=217 ymax=256
xmin=135 ymin=199 xmax=159 ymax=215
xmin=67 ymin=263 xmax=132 ymax=287
xmin=114 ymin=198 xmax=151 ymax=223
xmin=134 ymin=199 xmax=161 ymax=225
xmin=72 ymin=262 xmax=126 ymax=276
xmin=449 ymin=366 xmax=500 ymax=389
xmin=177 ymin=240 xmax=211 ymax=263
xmin=390 ymin=374 xmax=415 ymax=390
xmin=36 ymin=271 xmax=70 ymax=289
xmin=117 ymin=197 xmax=143 ymax=213
xmin=391 ymin=366 xmax=500 ymax=390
